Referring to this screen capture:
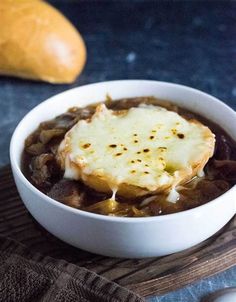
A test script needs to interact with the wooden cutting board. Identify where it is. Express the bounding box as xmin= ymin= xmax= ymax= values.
xmin=1 ymin=165 xmax=236 ymax=297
